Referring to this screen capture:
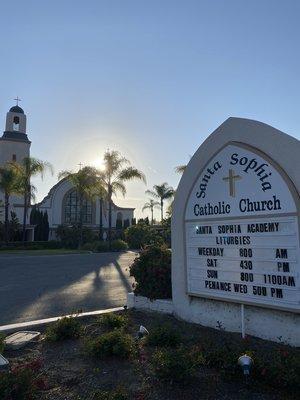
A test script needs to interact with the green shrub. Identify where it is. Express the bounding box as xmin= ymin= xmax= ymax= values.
xmin=98 ymin=313 xmax=128 ymax=330
xmin=130 ymin=245 xmax=171 ymax=299
xmin=145 ymin=325 xmax=181 ymax=347
xmin=0 ymin=333 xmax=4 ymax=353
xmin=82 ymin=241 xmax=96 ymax=251
xmin=123 ymin=219 xmax=130 ymax=229
xmin=124 ymin=223 xmax=164 ymax=249
xmin=56 ymin=224 xmax=97 ymax=248
xmin=45 ymin=316 xmax=83 ymax=341
xmin=204 ymin=344 xmax=239 ymax=378
xmin=41 ymin=240 xmax=62 ymax=249
xmin=150 ymin=346 xmax=203 ymax=384
xmin=96 ymin=241 xmax=110 ymax=252
xmin=111 ymin=239 xmax=128 ymax=252
xmin=85 ymin=330 xmax=135 ymax=359
xmin=92 ymin=386 xmax=129 ymax=400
